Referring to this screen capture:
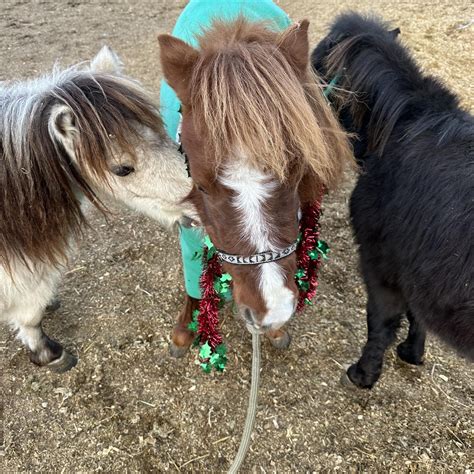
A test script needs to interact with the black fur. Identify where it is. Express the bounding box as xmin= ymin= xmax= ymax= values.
xmin=312 ymin=13 xmax=474 ymax=388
